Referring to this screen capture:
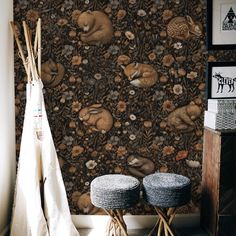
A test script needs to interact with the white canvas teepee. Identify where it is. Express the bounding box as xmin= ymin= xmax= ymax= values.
xmin=10 ymin=19 xmax=79 ymax=236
